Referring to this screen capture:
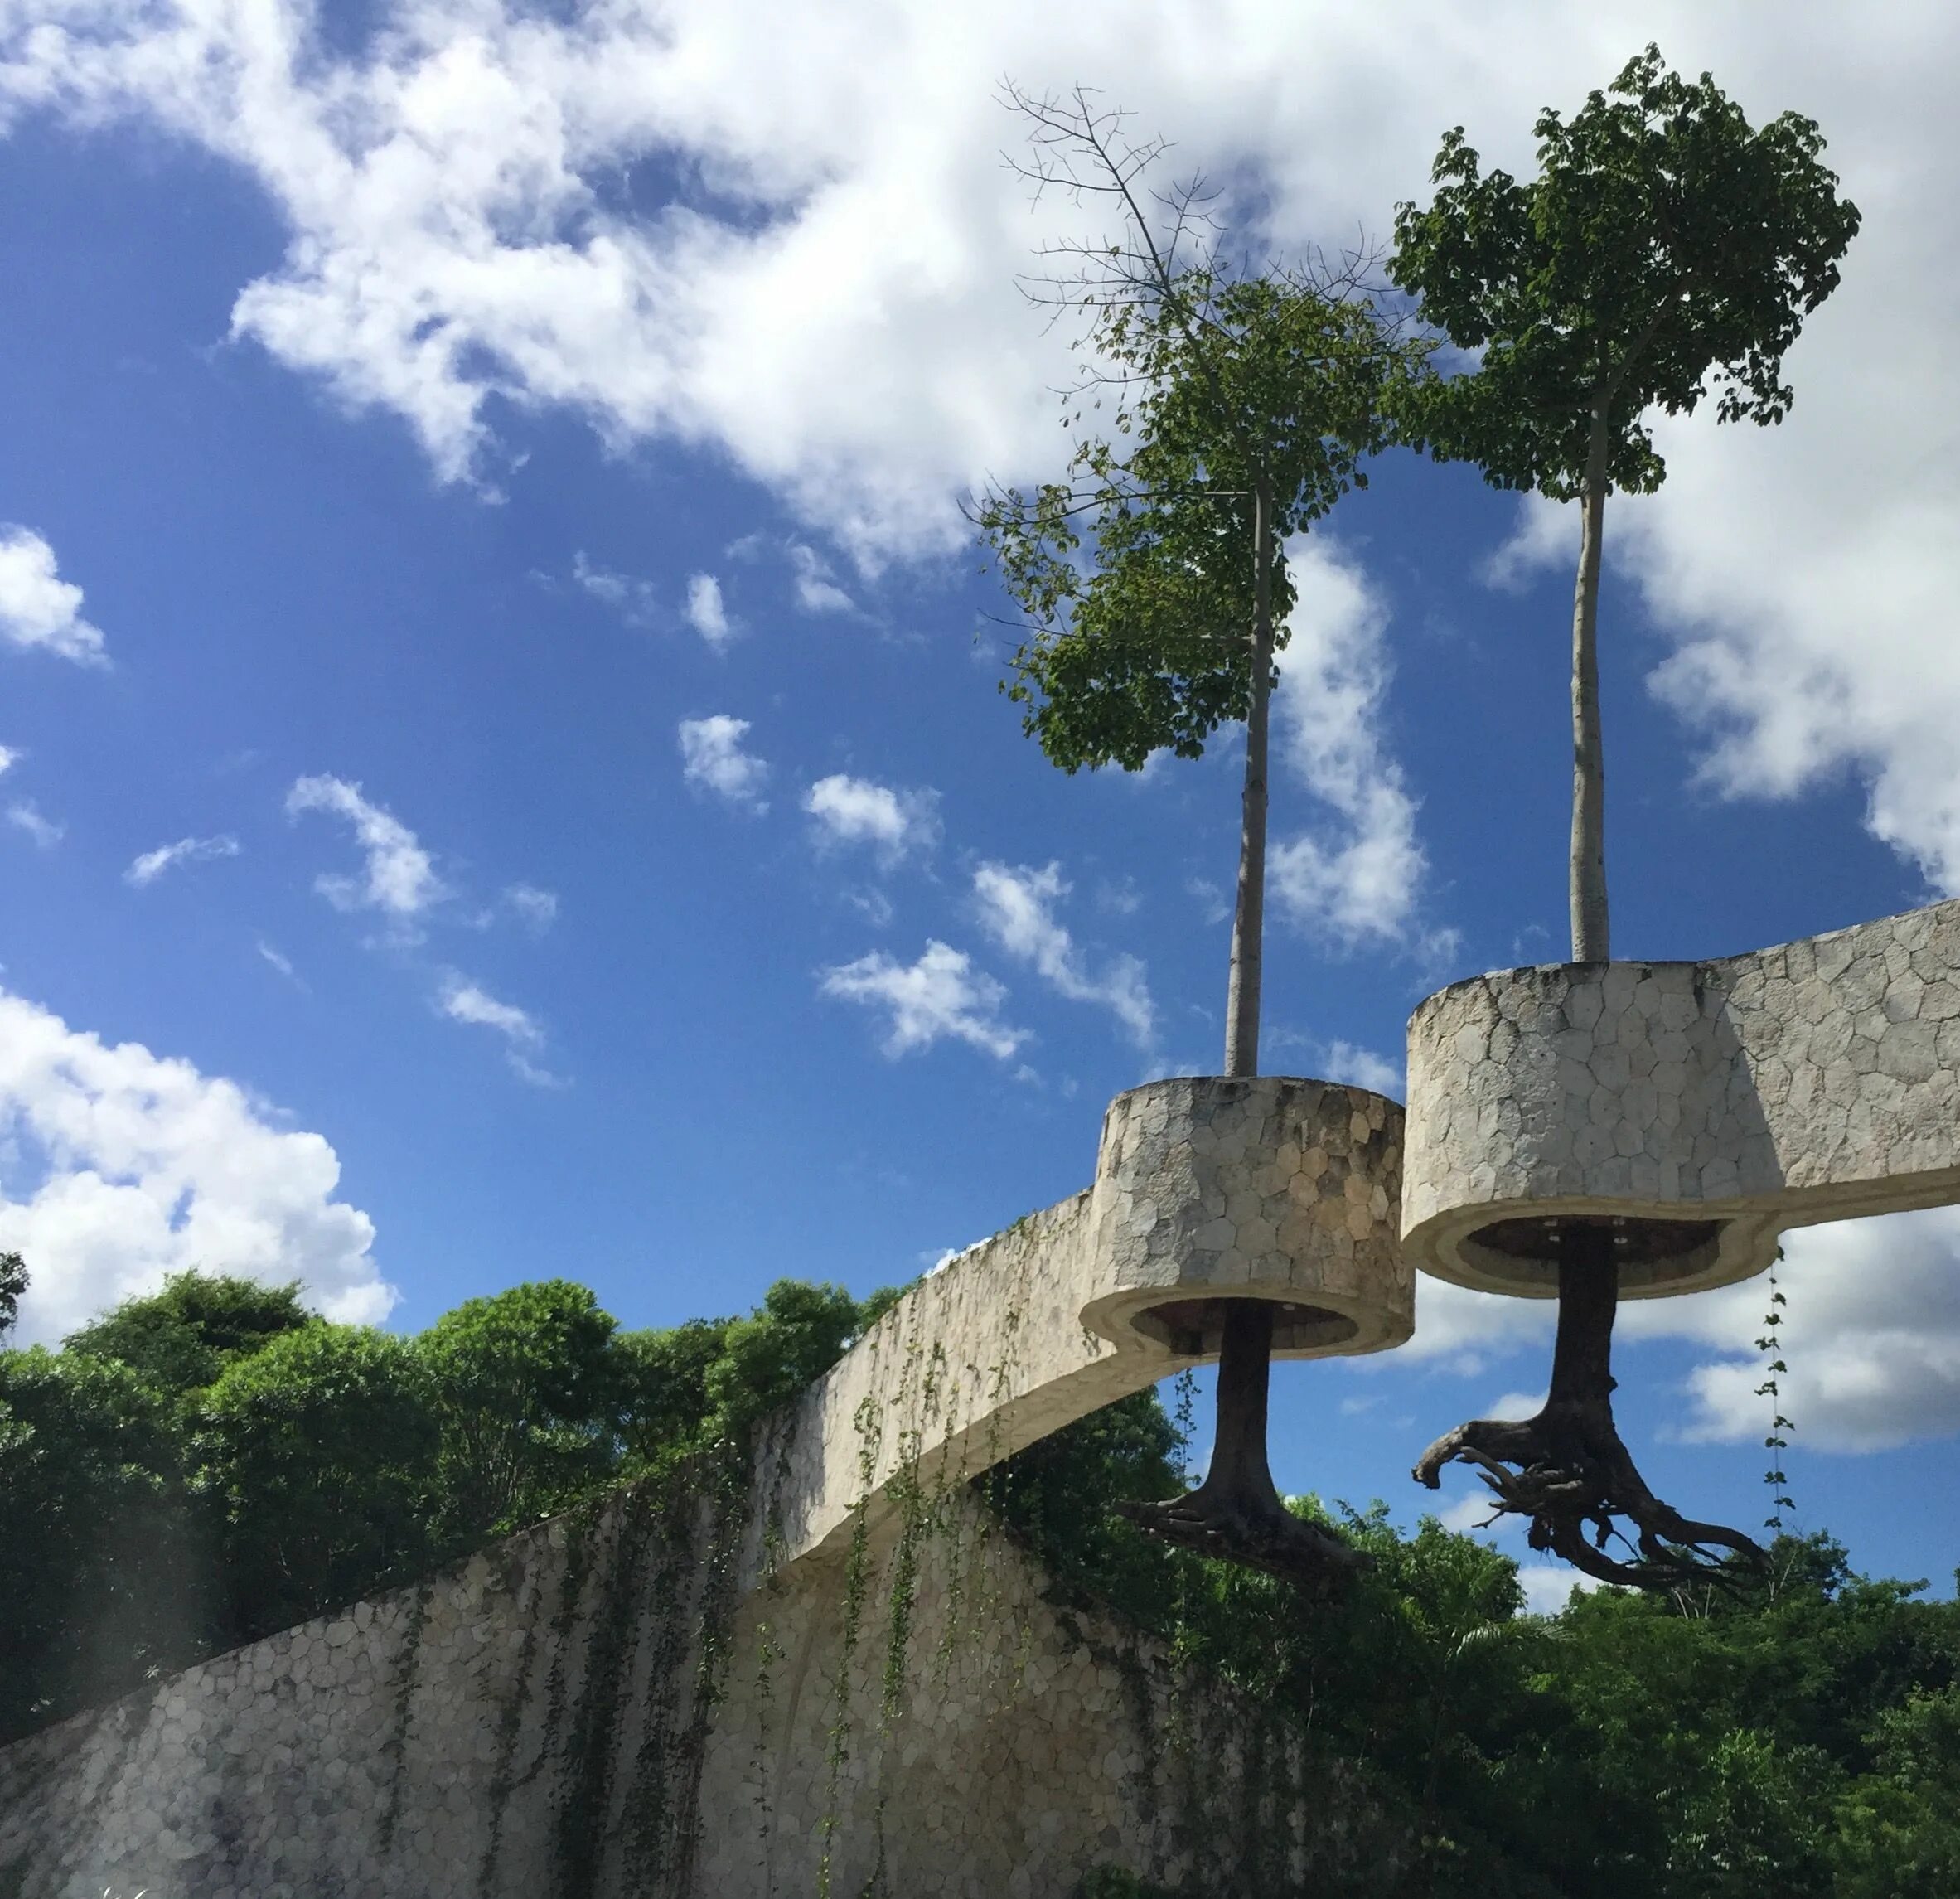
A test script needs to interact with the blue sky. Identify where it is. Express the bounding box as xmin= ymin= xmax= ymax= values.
xmin=2 ymin=1 xmax=1958 ymax=1608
